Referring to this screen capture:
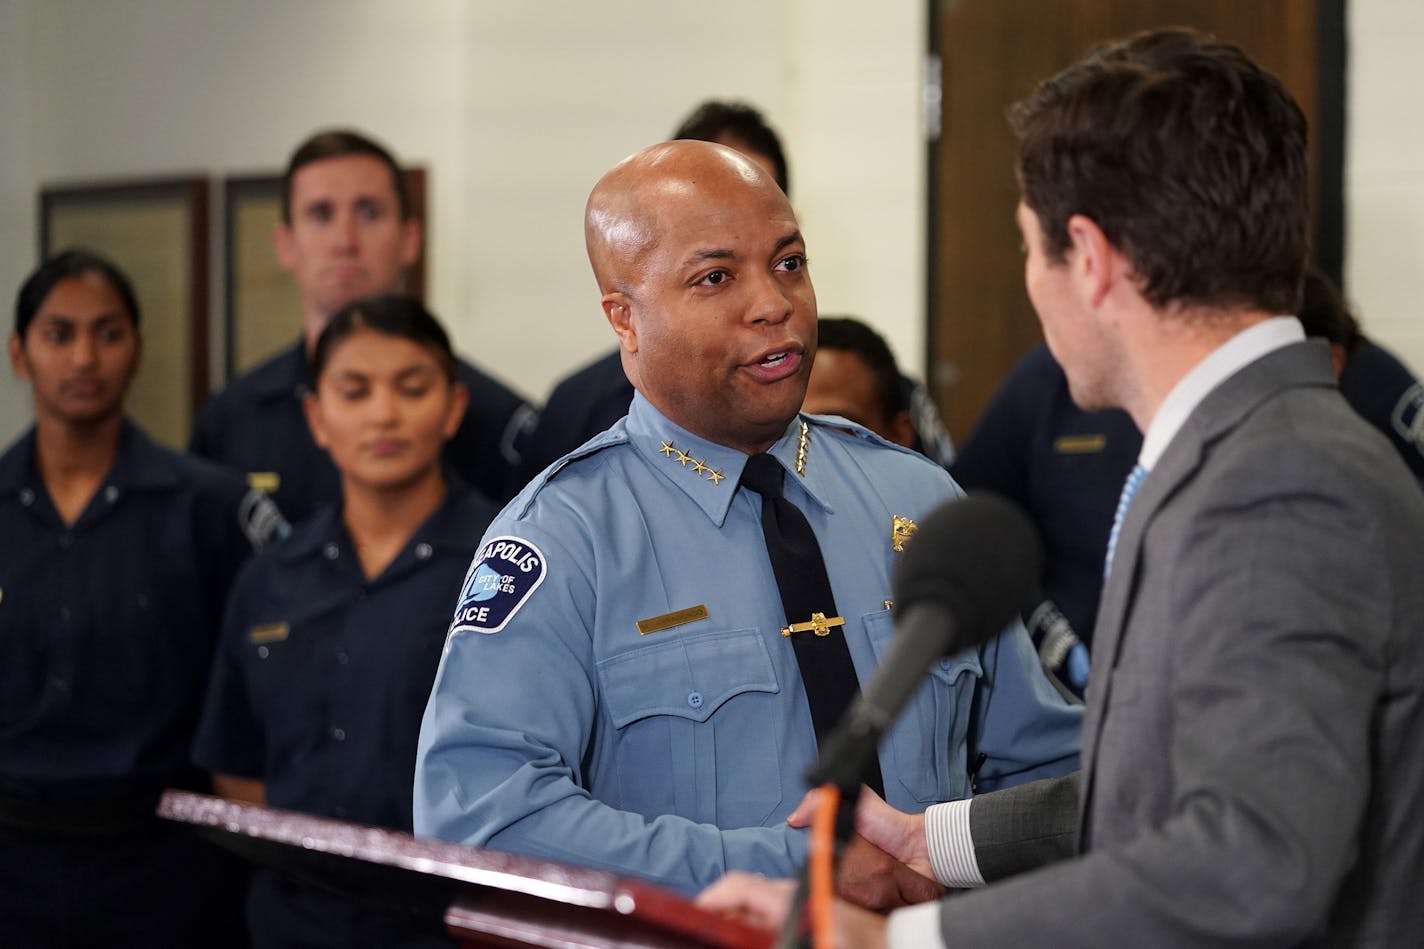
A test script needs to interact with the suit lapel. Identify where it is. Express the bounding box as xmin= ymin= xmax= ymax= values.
xmin=1076 ymin=340 xmax=1337 ymax=841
